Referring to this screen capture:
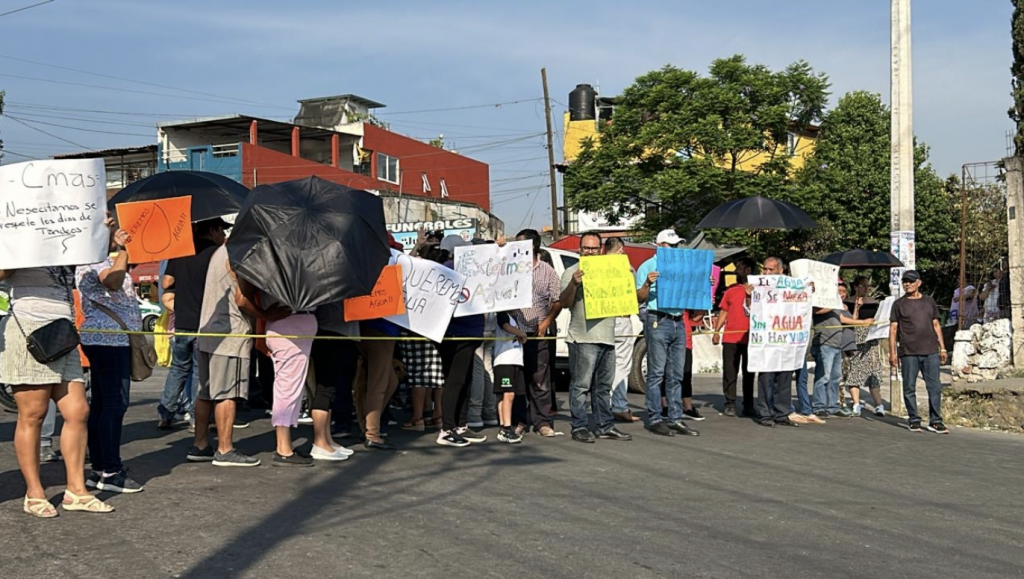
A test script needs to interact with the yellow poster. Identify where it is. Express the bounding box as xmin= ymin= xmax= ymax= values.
xmin=580 ymin=255 xmax=639 ymax=319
